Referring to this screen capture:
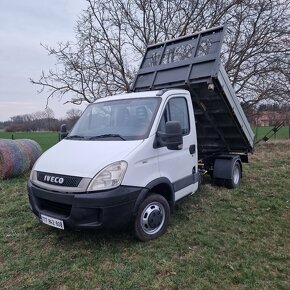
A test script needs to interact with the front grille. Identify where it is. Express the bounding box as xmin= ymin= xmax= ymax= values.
xmin=37 ymin=171 xmax=82 ymax=187
xmin=36 ymin=197 xmax=72 ymax=217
